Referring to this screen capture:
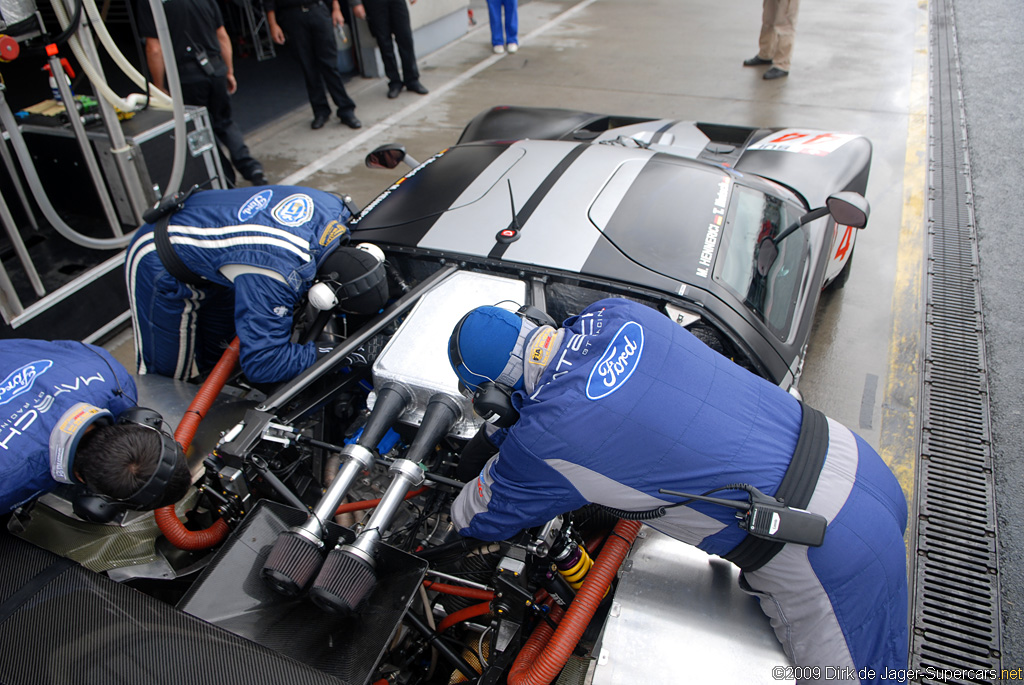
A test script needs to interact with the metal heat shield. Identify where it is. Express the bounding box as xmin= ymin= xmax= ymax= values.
xmin=178 ymin=500 xmax=426 ymax=685
xmin=370 ymin=270 xmax=527 ymax=438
